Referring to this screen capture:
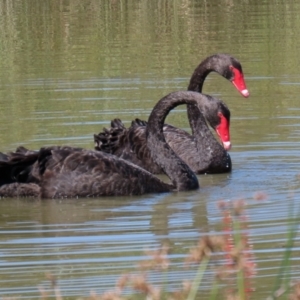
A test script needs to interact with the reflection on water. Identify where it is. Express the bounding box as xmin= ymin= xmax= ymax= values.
xmin=0 ymin=0 xmax=300 ymax=298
